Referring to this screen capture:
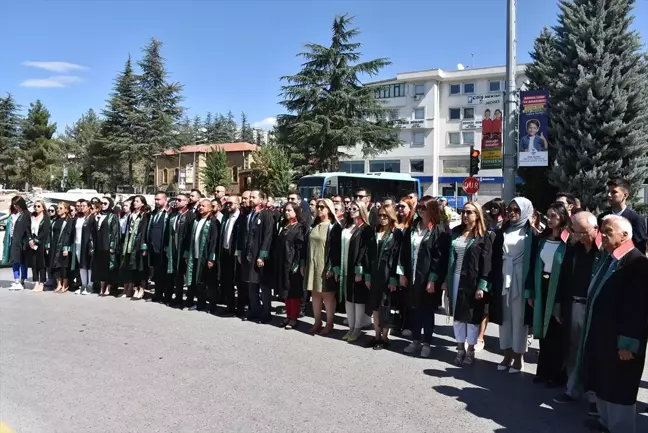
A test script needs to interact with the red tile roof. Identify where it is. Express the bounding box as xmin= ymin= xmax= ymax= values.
xmin=162 ymin=142 xmax=258 ymax=155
